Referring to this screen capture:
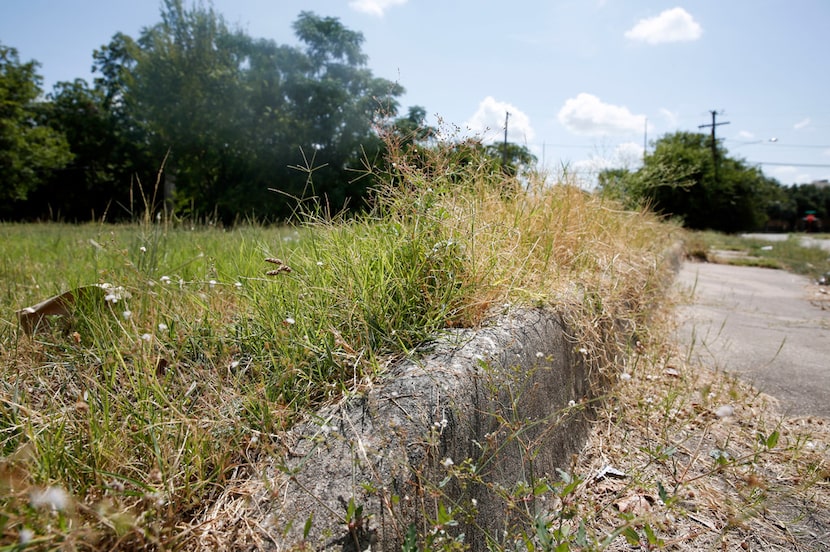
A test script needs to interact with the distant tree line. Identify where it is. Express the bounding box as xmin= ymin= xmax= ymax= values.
xmin=0 ymin=0 xmax=534 ymax=223
xmin=599 ymin=131 xmax=828 ymax=233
